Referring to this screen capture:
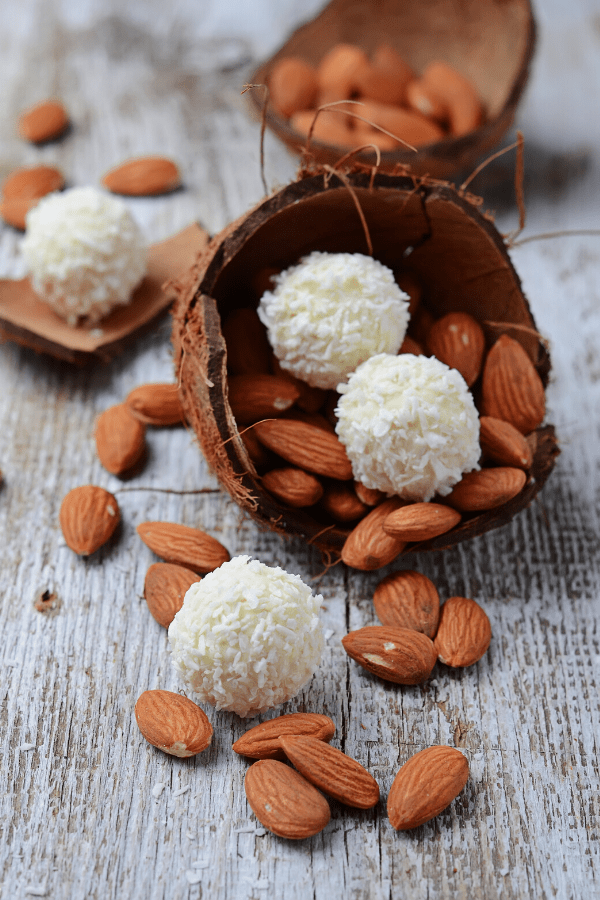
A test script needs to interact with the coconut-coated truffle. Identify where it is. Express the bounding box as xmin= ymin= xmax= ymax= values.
xmin=257 ymin=251 xmax=410 ymax=390
xmin=335 ymin=353 xmax=480 ymax=501
xmin=168 ymin=556 xmax=324 ymax=718
xmin=22 ymin=186 xmax=147 ymax=325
